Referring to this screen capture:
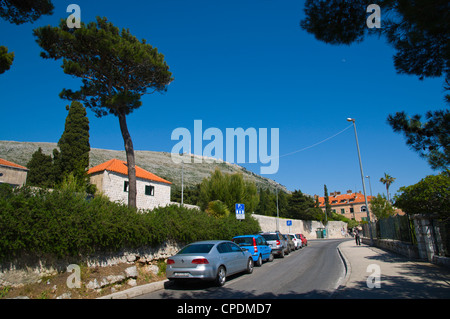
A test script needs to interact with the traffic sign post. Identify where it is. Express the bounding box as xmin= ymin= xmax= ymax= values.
xmin=235 ymin=203 xmax=245 ymax=220
xmin=287 ymin=220 xmax=292 ymax=232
